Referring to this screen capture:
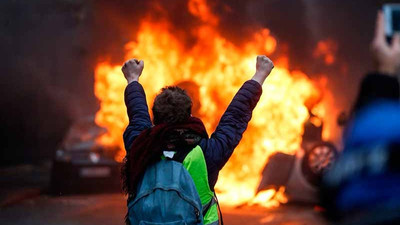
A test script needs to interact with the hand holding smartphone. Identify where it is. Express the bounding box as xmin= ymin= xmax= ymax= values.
xmin=372 ymin=7 xmax=400 ymax=75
